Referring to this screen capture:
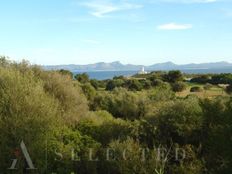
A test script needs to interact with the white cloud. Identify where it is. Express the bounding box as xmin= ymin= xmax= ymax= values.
xmin=157 ymin=23 xmax=192 ymax=30
xmin=82 ymin=1 xmax=143 ymax=18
